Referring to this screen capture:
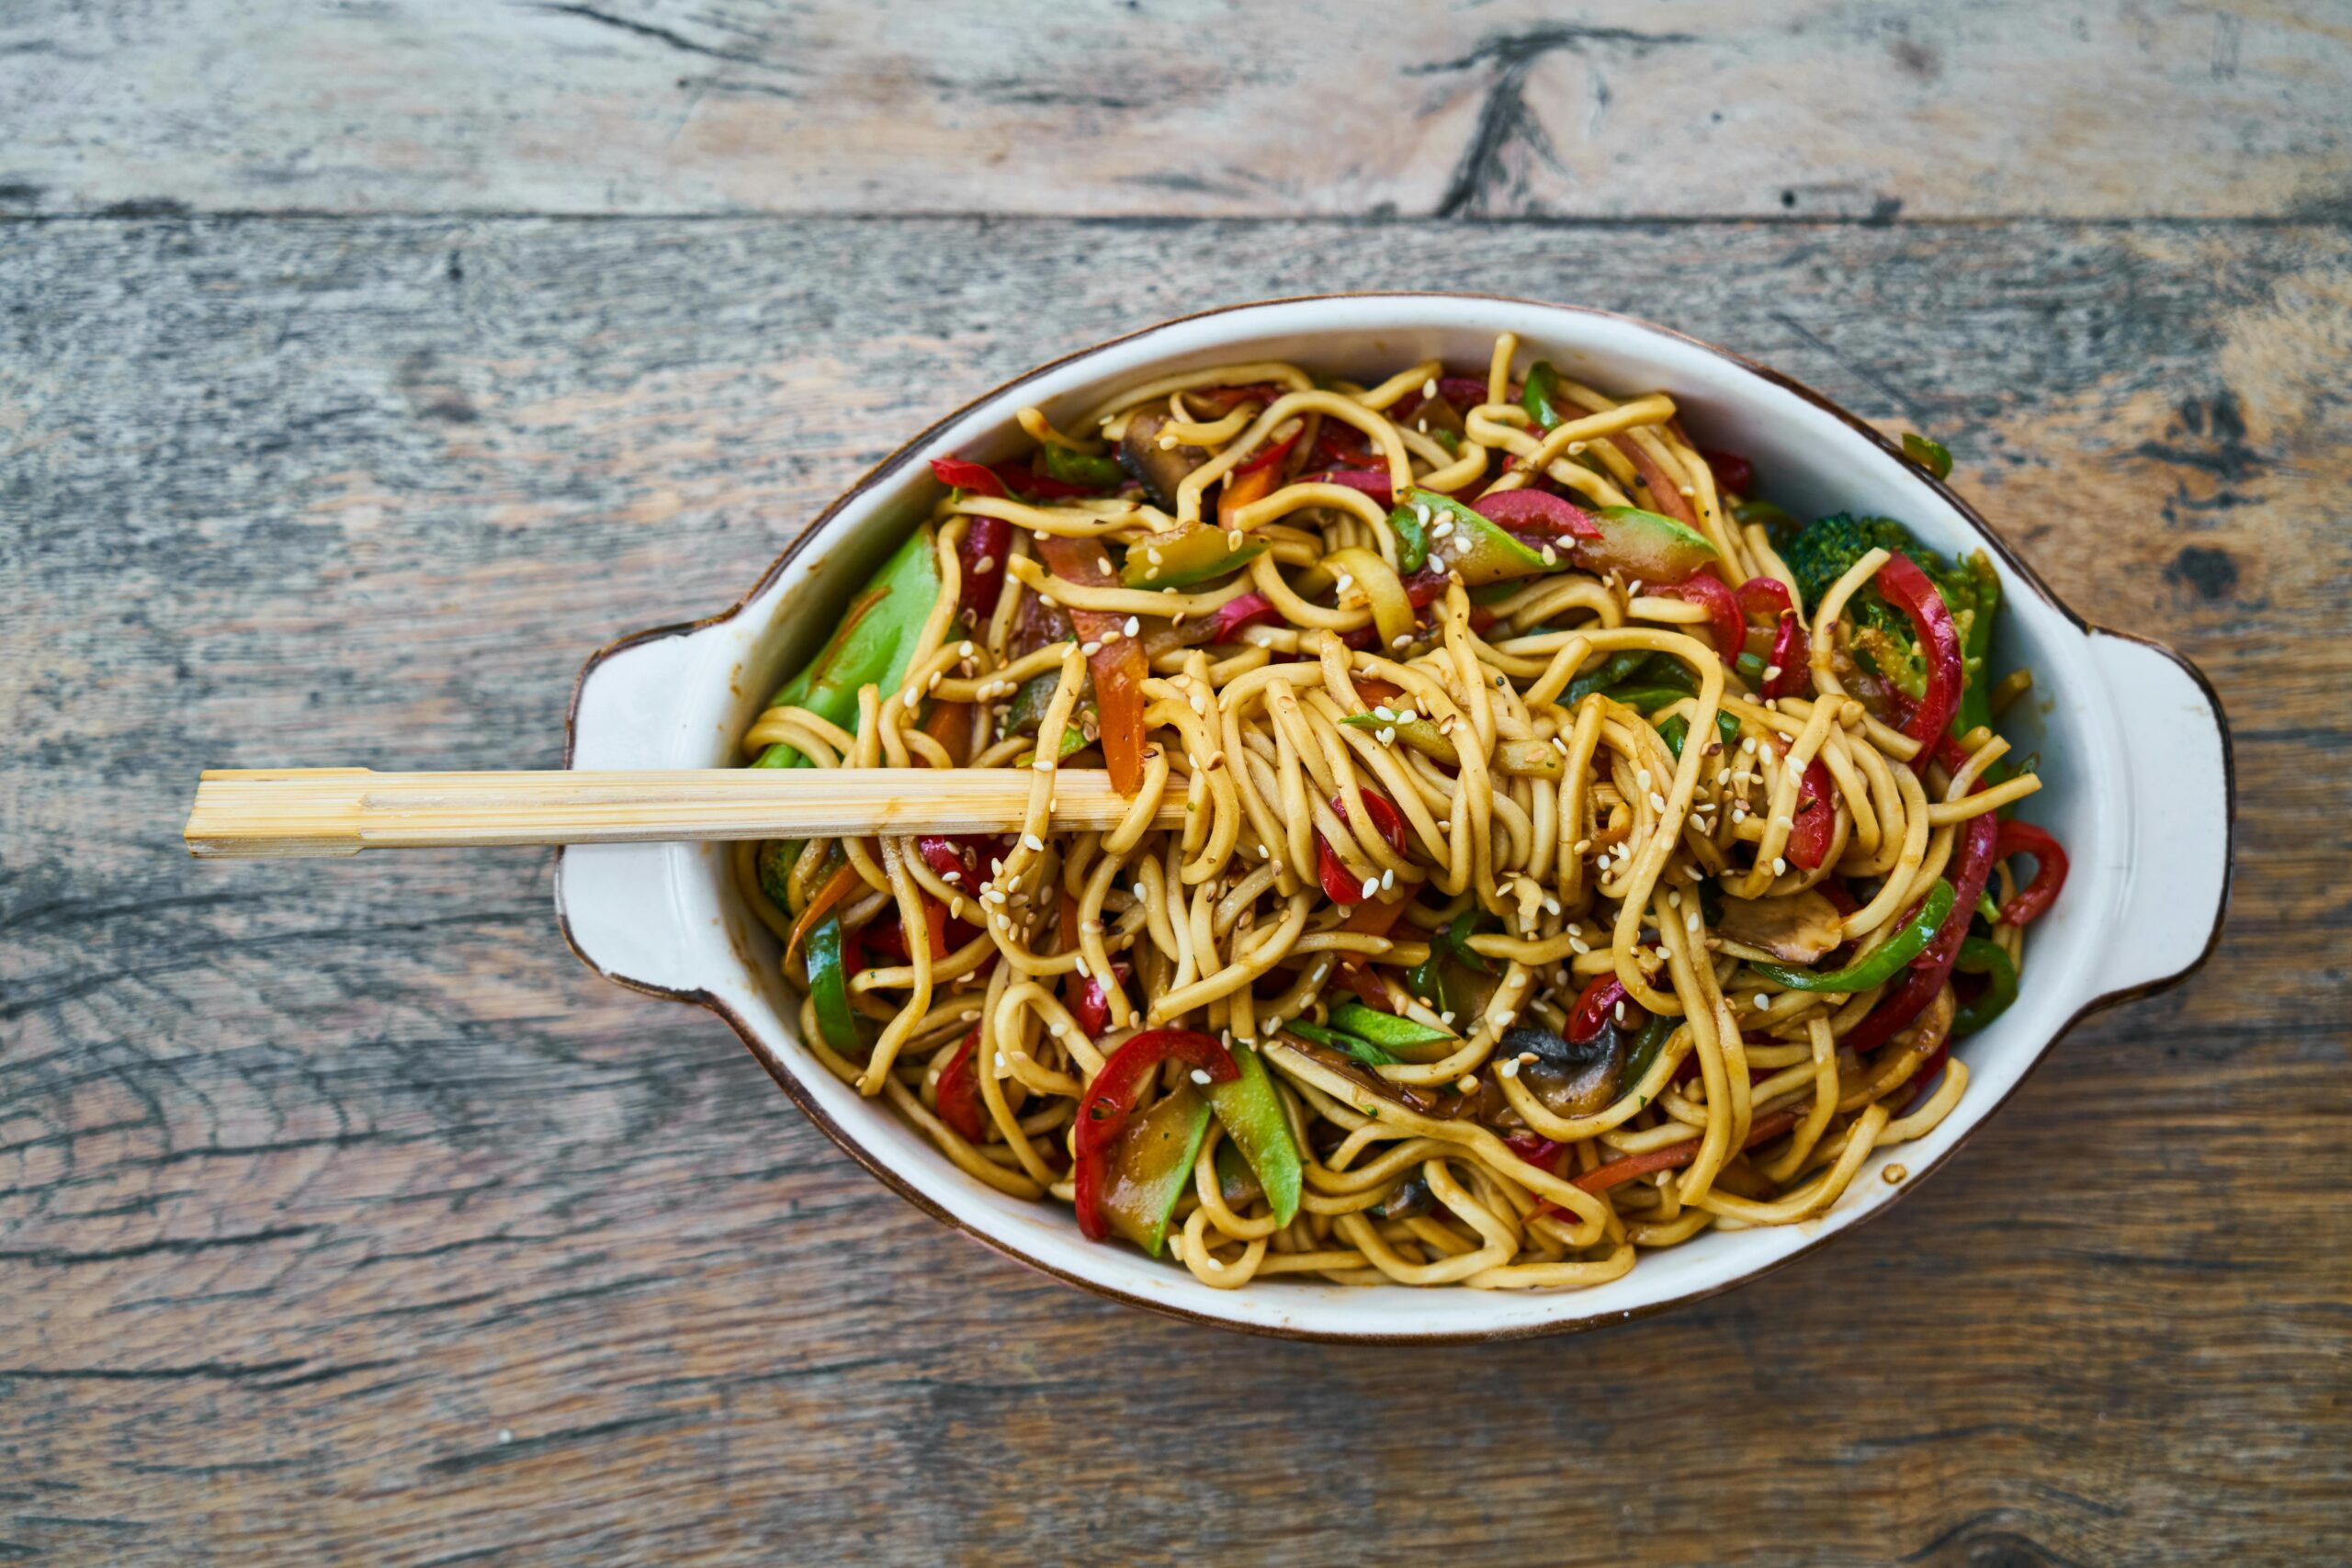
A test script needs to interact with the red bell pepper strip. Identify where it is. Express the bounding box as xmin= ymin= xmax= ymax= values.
xmin=1468 ymin=489 xmax=1603 ymax=539
xmin=1785 ymin=755 xmax=1837 ymax=871
xmin=930 ymin=456 xmax=1007 ymax=498
xmin=1316 ymin=790 xmax=1408 ymax=905
xmin=1840 ymin=811 xmax=1999 ymax=1054
xmin=1573 ymin=1108 xmax=1802 ymax=1194
xmin=1701 ymin=450 xmax=1753 ymax=497
xmin=1314 ymin=423 xmax=1377 ymax=468
xmin=935 ymin=1027 xmax=988 ymax=1143
xmin=864 ymin=893 xmax=952 ymax=964
xmin=1183 ymin=383 xmax=1283 ymax=413
xmin=1877 ymin=552 xmax=1963 ymax=746
xmin=1567 ymin=974 xmax=1633 ymax=1043
xmin=1993 ymin=819 xmax=2069 ymax=926
xmin=999 ymin=463 xmax=1102 ymax=500
xmin=1057 ymin=893 xmax=1125 ymax=1038
xmin=1302 ymin=468 xmax=1396 ymax=507
xmin=1031 ymin=534 xmax=1149 ymax=795
xmin=1209 ymin=590 xmax=1281 ymax=641
xmin=1663 ymin=570 xmax=1745 ymax=658
xmin=954 ymin=513 xmax=1011 ymax=625
xmin=1736 ymin=577 xmax=1811 ymax=699
xmin=916 ymin=834 xmax=969 ymax=882
xmin=1072 ymin=1029 xmax=1238 ymax=1241
xmin=1235 ymin=426 xmax=1301 ymax=476
xmin=1438 ymin=376 xmax=1496 ymax=406
xmin=1331 ymin=889 xmax=1415 ymax=1002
